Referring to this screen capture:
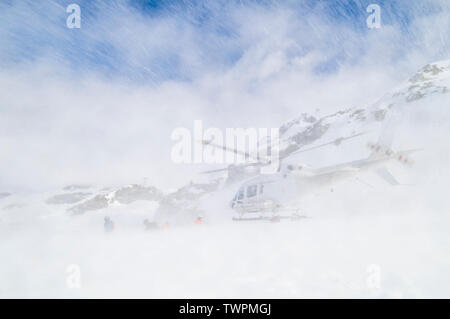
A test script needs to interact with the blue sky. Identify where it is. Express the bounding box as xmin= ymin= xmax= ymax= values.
xmin=1 ymin=0 xmax=449 ymax=82
xmin=1 ymin=0 xmax=450 ymax=190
